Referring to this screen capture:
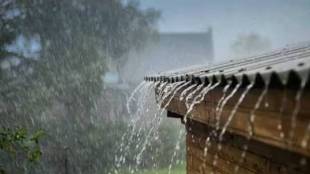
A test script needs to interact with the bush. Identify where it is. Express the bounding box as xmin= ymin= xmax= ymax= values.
xmin=0 ymin=127 xmax=44 ymax=174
